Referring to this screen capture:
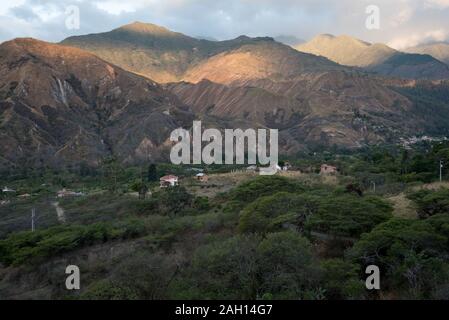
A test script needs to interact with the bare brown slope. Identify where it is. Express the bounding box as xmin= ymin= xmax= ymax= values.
xmin=182 ymin=40 xmax=344 ymax=85
xmin=0 ymin=38 xmax=193 ymax=168
xmin=168 ymin=71 xmax=442 ymax=151
xmin=61 ymin=22 xmax=208 ymax=83
xmin=61 ymin=22 xmax=345 ymax=84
